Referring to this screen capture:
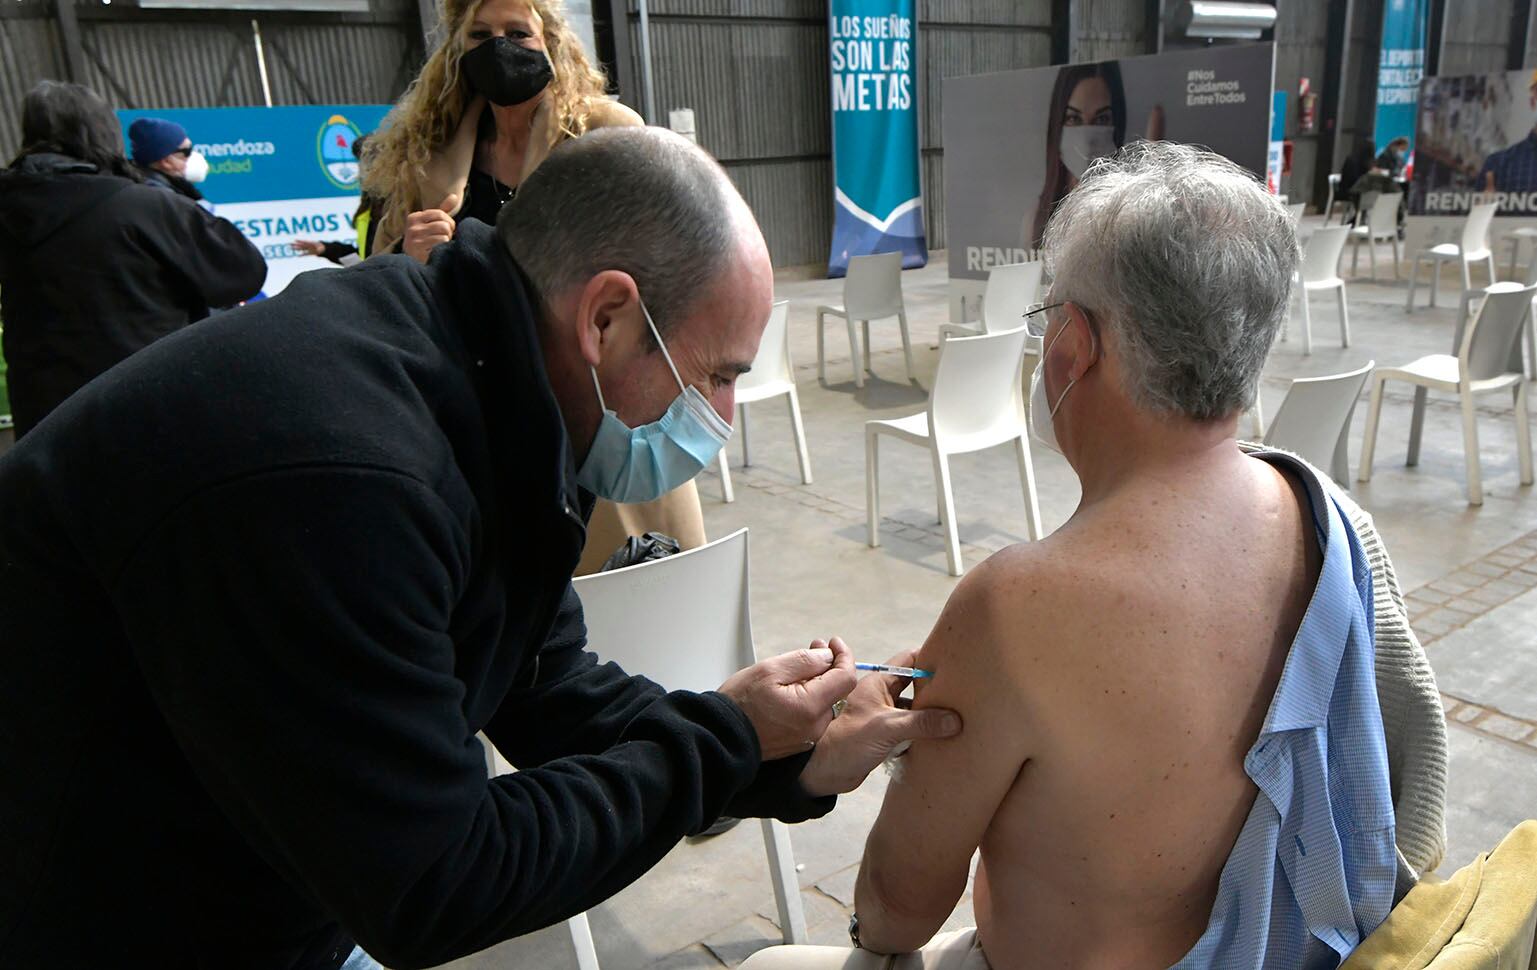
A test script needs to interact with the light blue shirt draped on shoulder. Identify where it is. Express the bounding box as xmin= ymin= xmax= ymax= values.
xmin=1171 ymin=451 xmax=1397 ymax=970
